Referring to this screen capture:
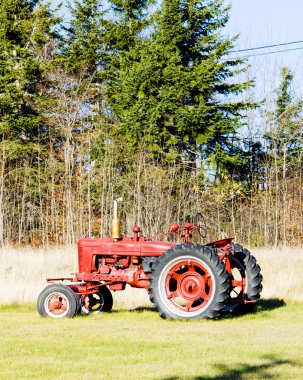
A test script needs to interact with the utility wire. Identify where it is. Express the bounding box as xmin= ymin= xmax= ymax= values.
xmin=229 ymin=39 xmax=303 ymax=53
xmin=232 ymin=46 xmax=303 ymax=60
xmin=246 ymin=46 xmax=303 ymax=57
